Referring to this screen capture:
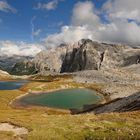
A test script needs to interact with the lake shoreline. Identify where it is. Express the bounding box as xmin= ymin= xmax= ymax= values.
xmin=11 ymin=85 xmax=105 ymax=114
